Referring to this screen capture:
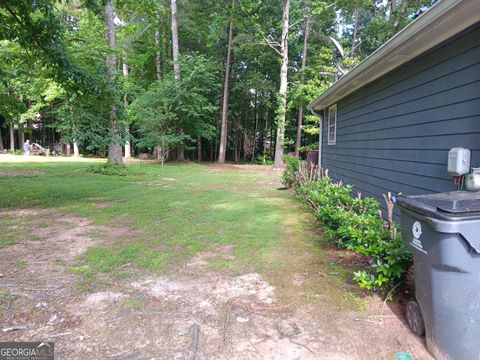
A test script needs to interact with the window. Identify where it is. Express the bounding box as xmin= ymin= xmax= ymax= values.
xmin=328 ymin=104 xmax=337 ymax=145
